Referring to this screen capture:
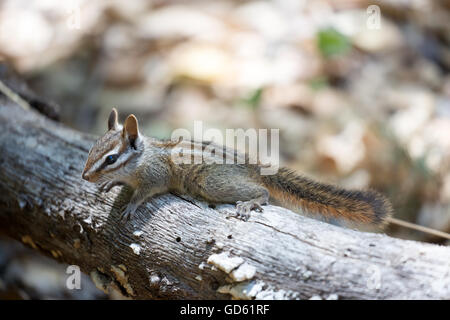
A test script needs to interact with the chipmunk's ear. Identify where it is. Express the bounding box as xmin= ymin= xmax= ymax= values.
xmin=108 ymin=108 xmax=119 ymax=131
xmin=123 ymin=114 xmax=139 ymax=147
